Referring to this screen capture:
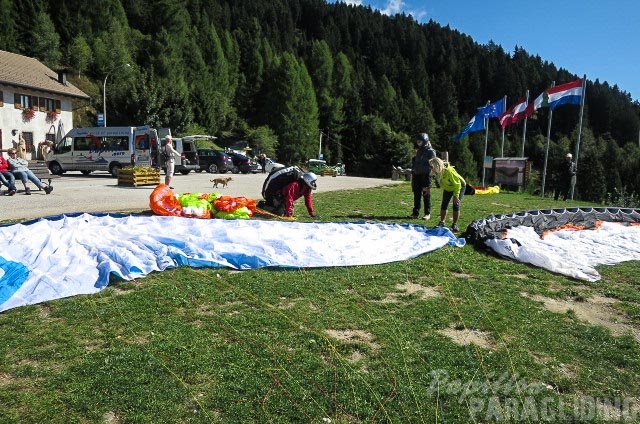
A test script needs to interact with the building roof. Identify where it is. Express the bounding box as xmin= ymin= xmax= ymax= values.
xmin=0 ymin=49 xmax=90 ymax=100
